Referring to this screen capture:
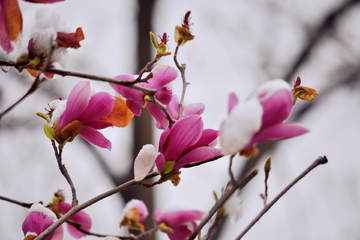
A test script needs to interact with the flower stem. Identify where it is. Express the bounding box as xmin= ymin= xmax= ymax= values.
xmin=173 ymin=44 xmax=189 ymax=119
xmin=51 ymin=140 xmax=78 ymax=207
